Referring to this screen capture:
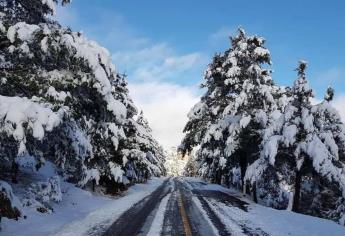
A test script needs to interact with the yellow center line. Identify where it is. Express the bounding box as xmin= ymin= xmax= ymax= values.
xmin=177 ymin=190 xmax=193 ymax=236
